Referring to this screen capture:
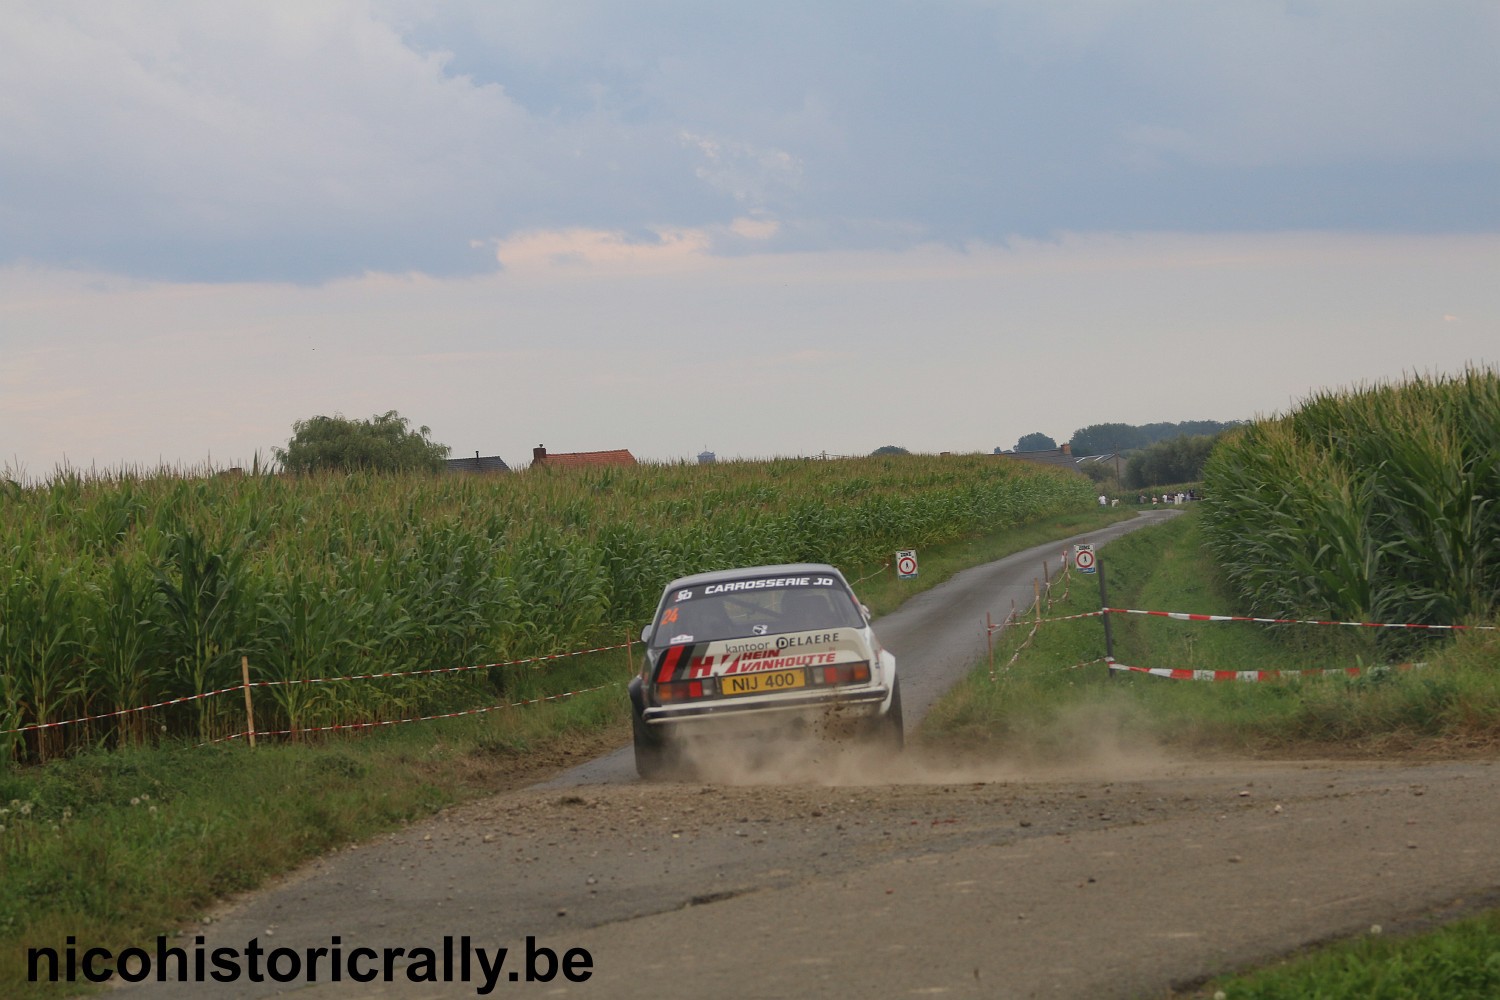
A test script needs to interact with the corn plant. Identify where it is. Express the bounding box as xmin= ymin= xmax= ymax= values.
xmin=0 ymin=452 xmax=1094 ymax=759
xmin=0 ymin=559 xmax=83 ymax=762
xmin=1202 ymin=367 xmax=1500 ymax=649
xmin=80 ymin=557 xmax=166 ymax=747
xmin=151 ymin=529 xmax=248 ymax=739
